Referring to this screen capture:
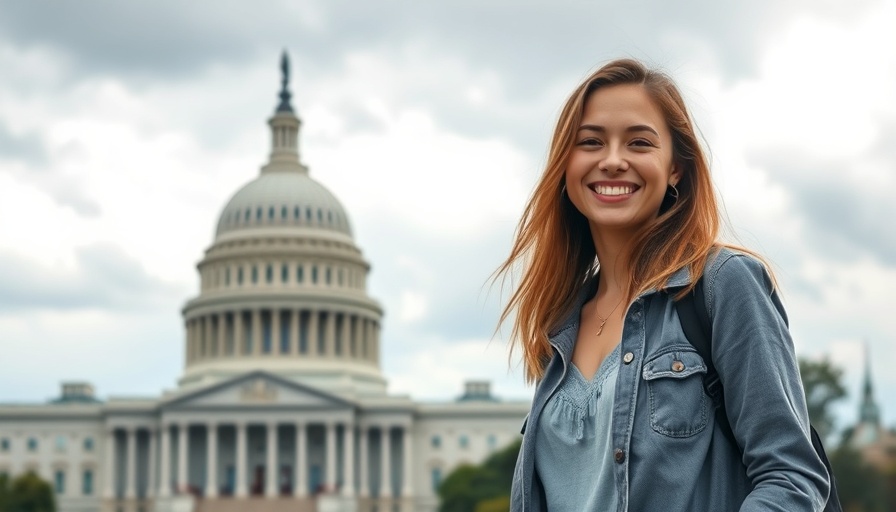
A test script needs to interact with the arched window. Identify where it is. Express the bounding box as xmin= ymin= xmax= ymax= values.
xmin=266 ymin=264 xmax=273 ymax=284
xmin=244 ymin=209 xmax=251 ymax=222
xmin=237 ymin=267 xmax=244 ymax=285
xmin=281 ymin=264 xmax=288 ymax=283
xmin=294 ymin=206 xmax=300 ymax=220
xmin=256 ymin=207 xmax=263 ymax=221
xmin=312 ymin=266 xmax=318 ymax=284
xmin=297 ymin=265 xmax=304 ymax=283
xmin=317 ymin=208 xmax=323 ymax=224
xmin=281 ymin=206 xmax=288 ymax=220
xmin=252 ymin=266 xmax=258 ymax=284
xmin=268 ymin=206 xmax=275 ymax=221
xmin=325 ymin=267 xmax=332 ymax=285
